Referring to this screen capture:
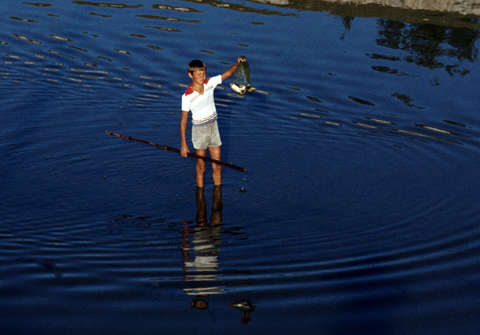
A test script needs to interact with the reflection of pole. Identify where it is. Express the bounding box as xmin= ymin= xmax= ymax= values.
xmin=229 ymin=300 xmax=256 ymax=325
